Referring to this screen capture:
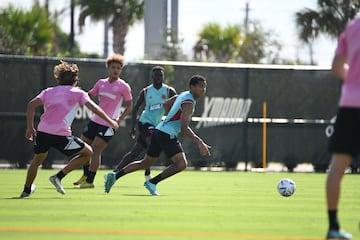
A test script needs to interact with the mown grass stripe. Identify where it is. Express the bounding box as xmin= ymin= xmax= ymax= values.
xmin=0 ymin=227 xmax=322 ymax=240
